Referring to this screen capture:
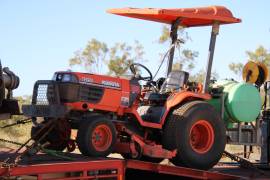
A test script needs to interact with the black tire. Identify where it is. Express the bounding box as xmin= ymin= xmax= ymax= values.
xmin=162 ymin=101 xmax=226 ymax=170
xmin=76 ymin=117 xmax=116 ymax=157
xmin=31 ymin=118 xmax=71 ymax=151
